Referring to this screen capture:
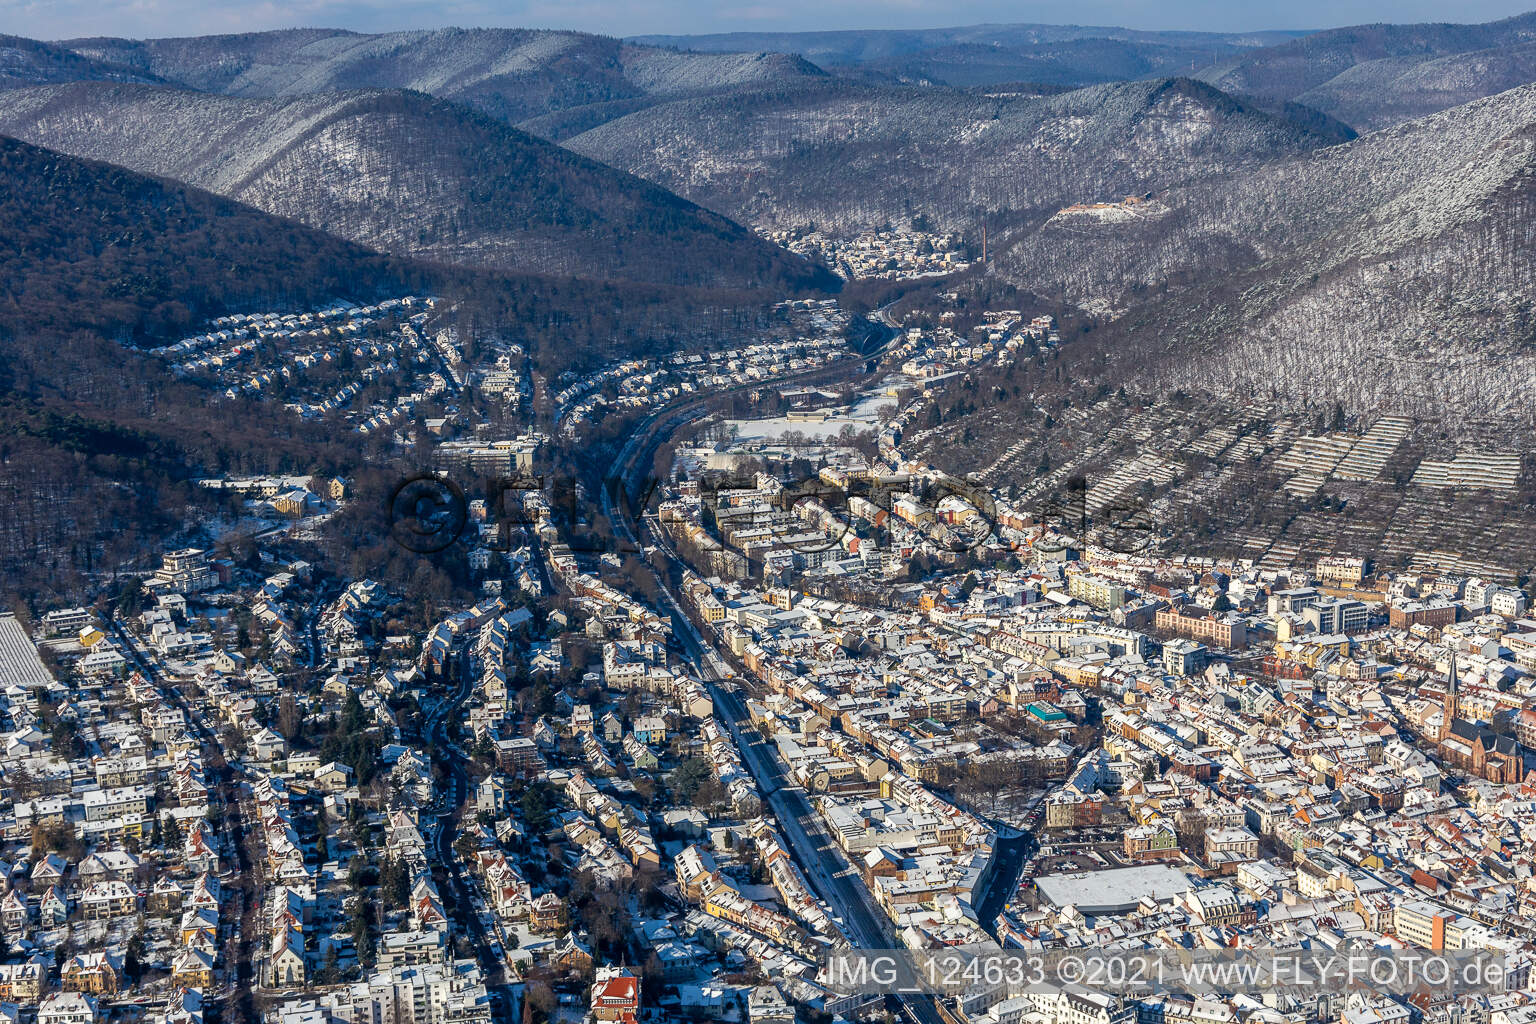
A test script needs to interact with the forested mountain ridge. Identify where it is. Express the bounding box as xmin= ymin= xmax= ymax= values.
xmin=561 ymin=76 xmax=1354 ymax=235
xmin=926 ymin=82 xmax=1536 ymax=458
xmin=844 ymin=37 xmax=1258 ymax=89
xmin=38 ymin=17 xmax=1536 ymax=165
xmin=59 ymin=28 xmax=827 ymax=125
xmin=0 ymin=34 xmax=164 ymax=90
xmin=894 ymin=82 xmax=1536 ymax=577
xmin=1095 ymin=83 xmax=1536 ymax=426
xmin=0 ymin=83 xmax=835 ymax=292
xmin=0 ymin=131 xmax=814 ymax=594
xmin=37 ymin=16 xmax=1536 ymax=142
xmin=0 ymin=133 xmax=419 ymax=344
xmin=32 ymin=26 xmax=1328 ymax=142
xmin=1194 ymin=12 xmax=1536 ymax=129
xmin=630 ymin=23 xmax=1303 ymax=70
xmin=0 ymin=131 xmax=420 ymax=595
